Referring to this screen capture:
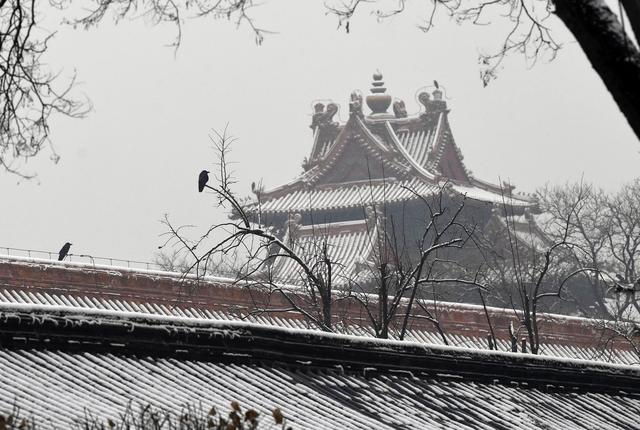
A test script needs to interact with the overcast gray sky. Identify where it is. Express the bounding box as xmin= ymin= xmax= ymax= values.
xmin=0 ymin=0 xmax=637 ymax=263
